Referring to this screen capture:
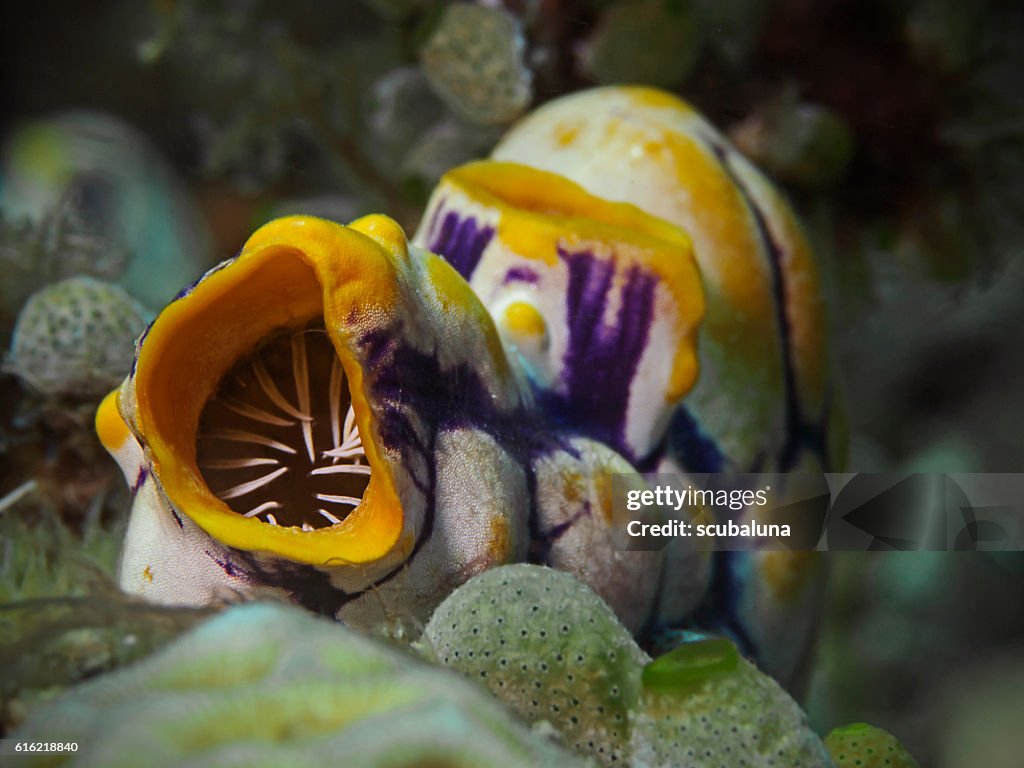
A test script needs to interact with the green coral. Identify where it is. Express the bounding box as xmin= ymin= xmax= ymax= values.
xmin=640 ymin=636 xmax=741 ymax=694
xmin=632 ymin=641 xmax=832 ymax=767
xmin=825 ymin=723 xmax=919 ymax=768
xmin=420 ymin=564 xmax=648 ymax=765
xmin=419 ymin=564 xmax=832 ymax=768
xmin=4 ymin=276 xmax=148 ymax=398
xmin=11 ymin=602 xmax=584 ymax=767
